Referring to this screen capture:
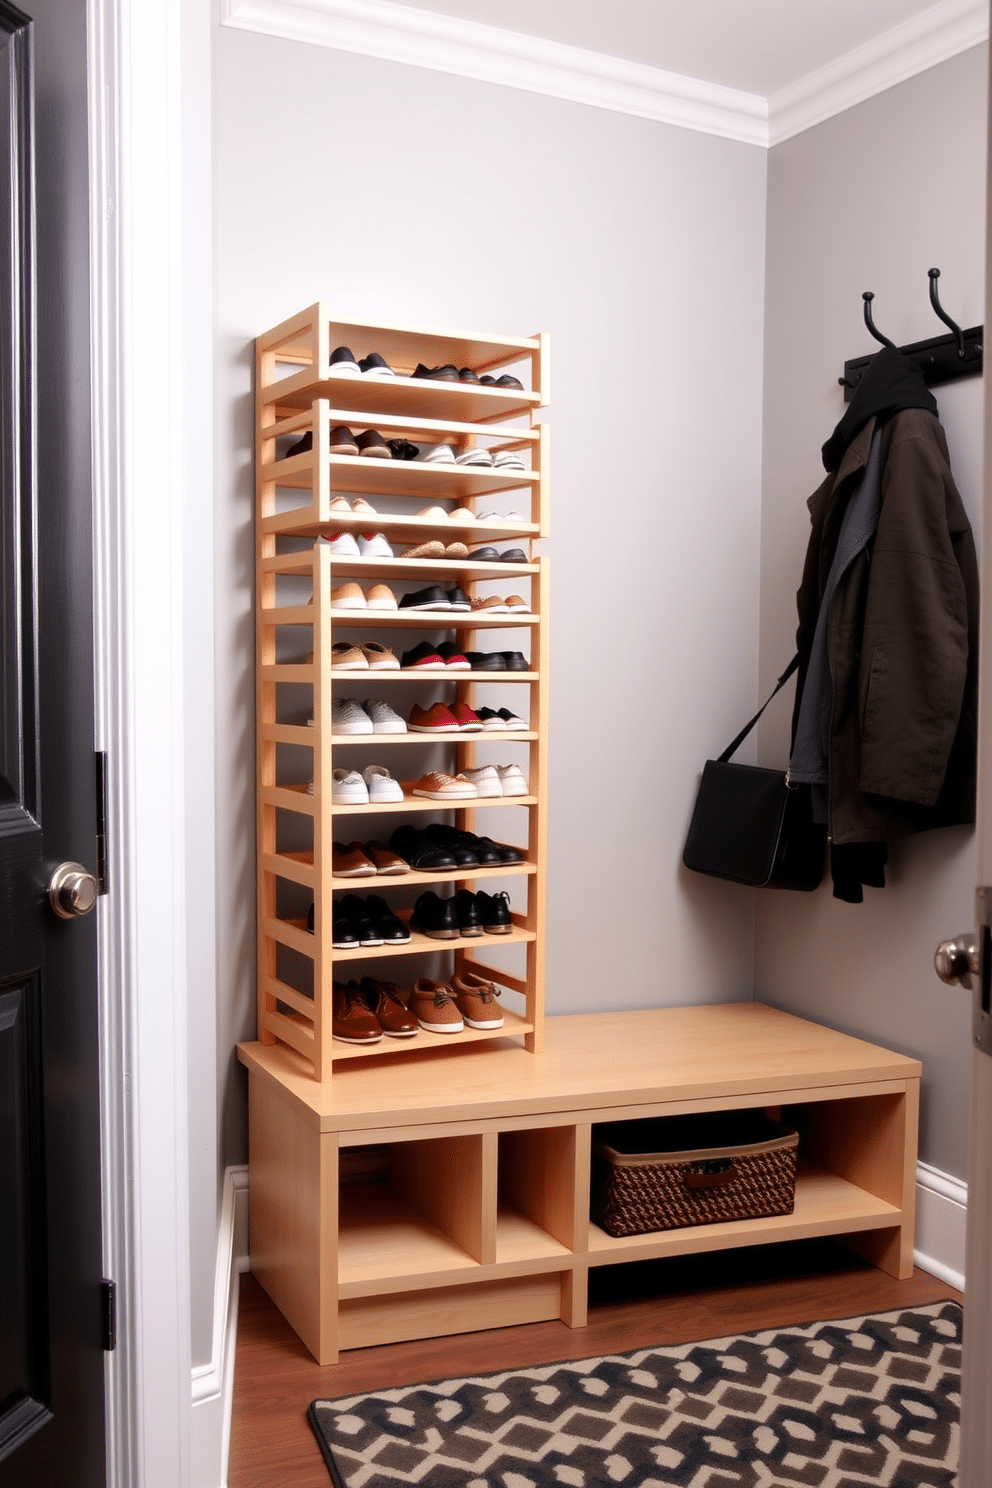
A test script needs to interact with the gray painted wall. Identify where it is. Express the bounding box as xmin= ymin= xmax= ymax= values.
xmin=755 ymin=45 xmax=988 ymax=1179
xmin=211 ymin=28 xmax=768 ymax=1173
